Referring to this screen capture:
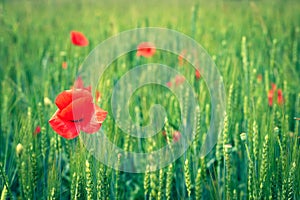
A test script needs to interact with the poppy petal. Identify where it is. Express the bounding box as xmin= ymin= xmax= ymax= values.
xmin=49 ymin=111 xmax=79 ymax=139
xmin=81 ymin=116 xmax=102 ymax=134
xmin=173 ymin=131 xmax=181 ymax=142
xmin=73 ymin=76 xmax=84 ymax=89
xmin=166 ymin=81 xmax=172 ymax=88
xmin=55 ymin=90 xmax=93 ymax=110
xmin=71 ymin=31 xmax=89 ymax=46
xmin=268 ymin=90 xmax=274 ymax=106
xmin=34 ymin=126 xmax=41 ymax=135
xmin=195 ymin=69 xmax=201 ymax=79
xmin=178 ymin=49 xmax=187 ymax=66
xmin=175 ymin=75 xmax=185 ymax=86
xmin=58 ymin=96 xmax=94 ymax=123
xmin=55 ymin=90 xmax=73 ymax=110
xmin=71 ymin=77 xmax=92 ymax=92
xmin=136 ymin=42 xmax=156 ymax=58
xmin=277 ymin=89 xmax=284 ymax=105
xmin=94 ymin=105 xmax=108 ymax=123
